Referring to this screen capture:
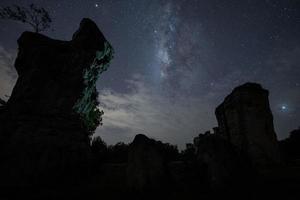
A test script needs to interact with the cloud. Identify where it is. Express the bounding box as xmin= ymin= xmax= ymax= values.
xmin=0 ymin=46 xmax=17 ymax=101
xmin=95 ymin=75 xmax=217 ymax=149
